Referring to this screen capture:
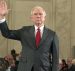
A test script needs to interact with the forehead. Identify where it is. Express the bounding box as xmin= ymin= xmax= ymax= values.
xmin=31 ymin=7 xmax=45 ymax=14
